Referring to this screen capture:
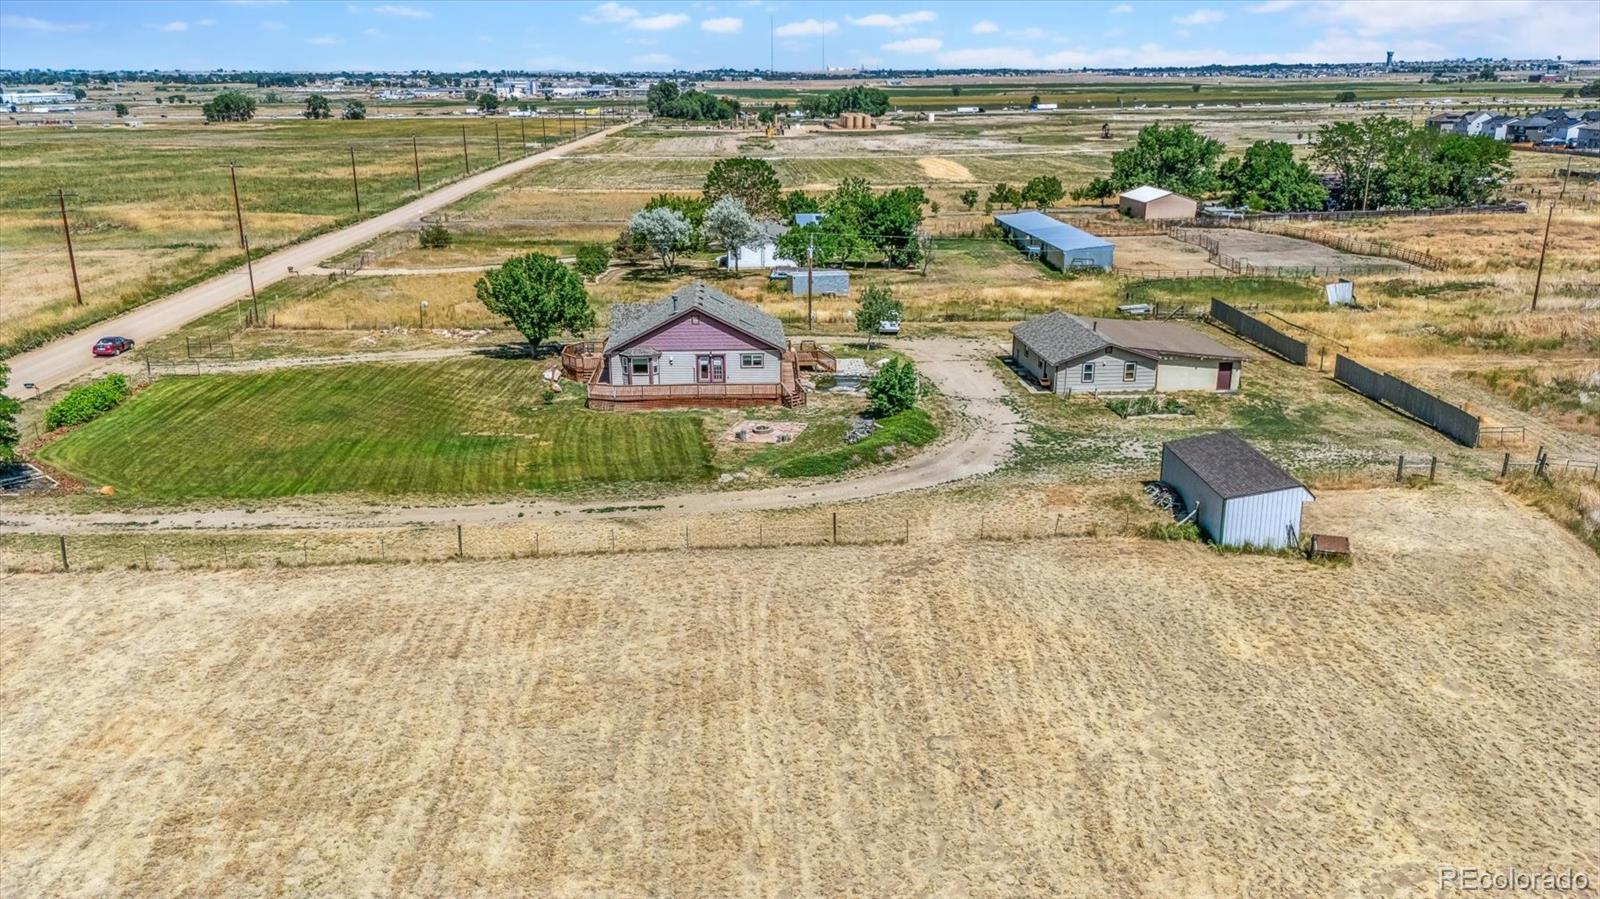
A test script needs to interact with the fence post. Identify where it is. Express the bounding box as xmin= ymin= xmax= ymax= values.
xmin=832 ymin=512 xmax=838 ymax=544
xmin=1428 ymin=455 xmax=1437 ymax=482
xmin=59 ymin=535 xmax=69 ymax=572
xmin=1396 ymin=454 xmax=1405 ymax=482
xmin=1501 ymin=452 xmax=1510 ymax=478
xmin=457 ymin=524 xmax=464 ymax=558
